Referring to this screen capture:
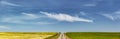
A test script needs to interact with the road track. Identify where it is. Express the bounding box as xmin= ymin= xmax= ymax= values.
xmin=58 ymin=32 xmax=66 ymax=39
